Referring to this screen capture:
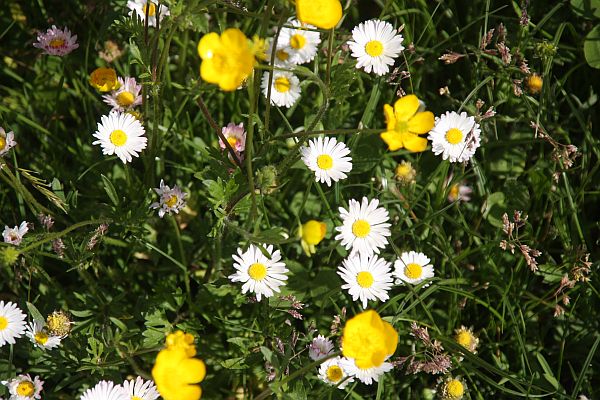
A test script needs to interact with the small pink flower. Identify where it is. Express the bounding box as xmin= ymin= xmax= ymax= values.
xmin=0 ymin=127 xmax=17 ymax=157
xmin=33 ymin=25 xmax=79 ymax=56
xmin=102 ymin=77 xmax=143 ymax=112
xmin=150 ymin=180 xmax=187 ymax=218
xmin=219 ymin=122 xmax=246 ymax=153
xmin=2 ymin=221 xmax=29 ymax=245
